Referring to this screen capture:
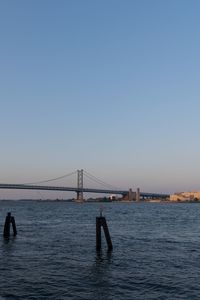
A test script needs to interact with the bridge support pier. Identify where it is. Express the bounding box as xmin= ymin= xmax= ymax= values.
xmin=122 ymin=188 xmax=136 ymax=201
xmin=128 ymin=188 xmax=136 ymax=201
xmin=76 ymin=191 xmax=84 ymax=202
xmin=136 ymin=188 xmax=140 ymax=201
